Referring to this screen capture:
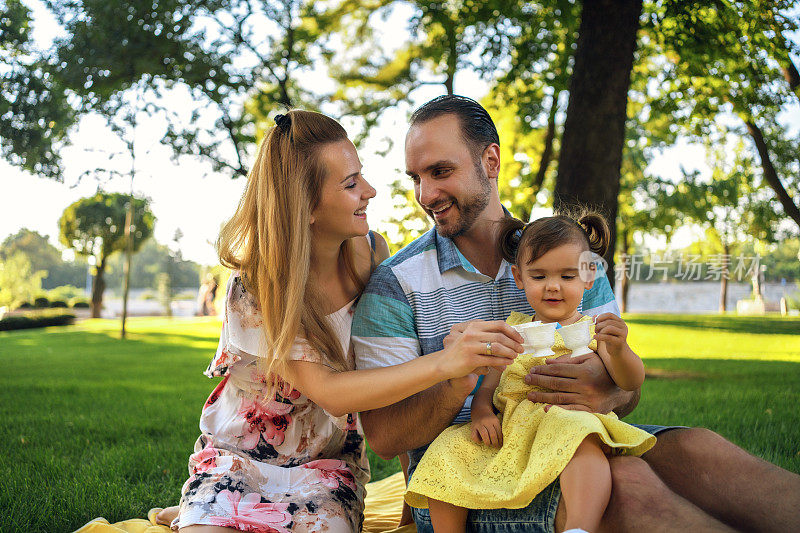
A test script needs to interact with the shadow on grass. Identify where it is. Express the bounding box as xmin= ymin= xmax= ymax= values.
xmin=626 ymin=314 xmax=800 ymax=335
xmin=644 ymin=368 xmax=709 ymax=380
xmin=1 ymin=327 xmax=219 ymax=350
